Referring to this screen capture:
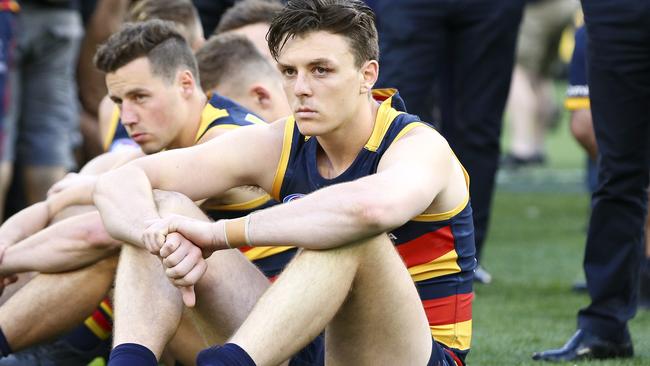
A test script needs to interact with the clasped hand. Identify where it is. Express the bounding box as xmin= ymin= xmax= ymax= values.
xmin=142 ymin=215 xmax=228 ymax=306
